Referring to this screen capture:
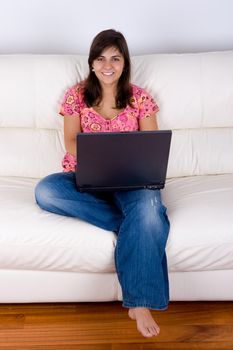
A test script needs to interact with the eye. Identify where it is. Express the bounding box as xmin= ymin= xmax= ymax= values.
xmin=96 ymin=57 xmax=103 ymax=61
xmin=113 ymin=57 xmax=120 ymax=62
